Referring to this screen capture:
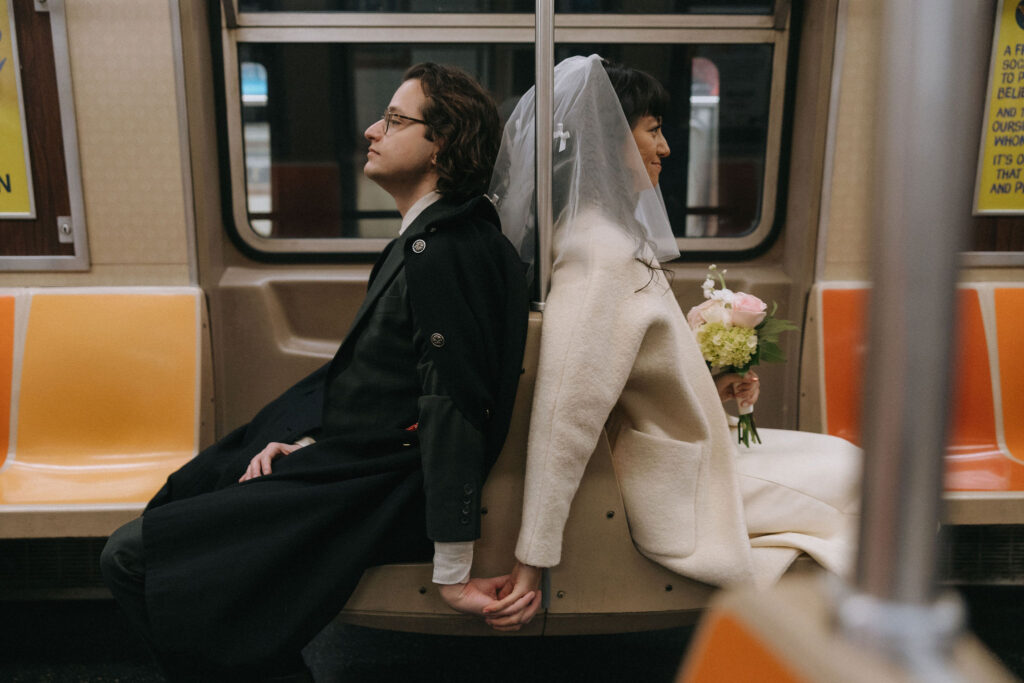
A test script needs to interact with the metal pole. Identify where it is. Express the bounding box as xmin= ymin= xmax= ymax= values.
xmin=838 ymin=0 xmax=992 ymax=676
xmin=533 ymin=0 xmax=554 ymax=310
